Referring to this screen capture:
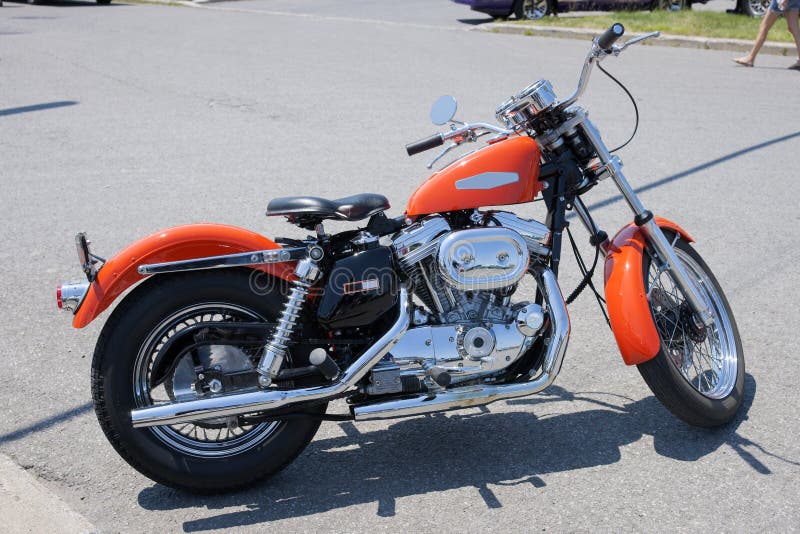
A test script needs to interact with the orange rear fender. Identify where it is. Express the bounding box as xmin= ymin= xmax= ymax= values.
xmin=603 ymin=217 xmax=693 ymax=366
xmin=72 ymin=224 xmax=294 ymax=328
